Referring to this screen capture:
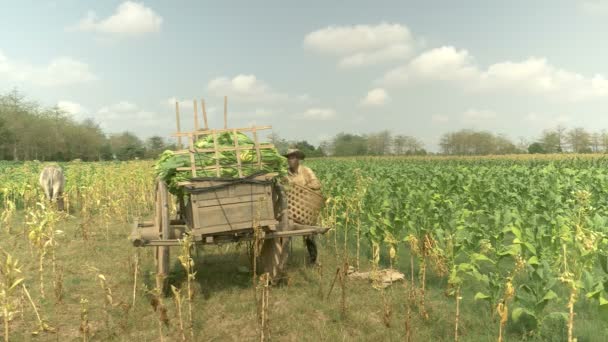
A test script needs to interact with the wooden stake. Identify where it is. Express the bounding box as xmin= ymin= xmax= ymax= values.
xmin=233 ymin=128 xmax=243 ymax=178
xmin=193 ymin=100 xmax=199 ymax=131
xmin=201 ymin=99 xmax=209 ymax=129
xmin=188 ymin=134 xmax=197 ymax=177
xmin=252 ymin=127 xmax=262 ymax=170
xmin=224 ymin=96 xmax=228 ymax=129
xmin=212 ymin=131 xmax=220 ymax=177
xmin=175 ymin=101 xmax=182 ymax=149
